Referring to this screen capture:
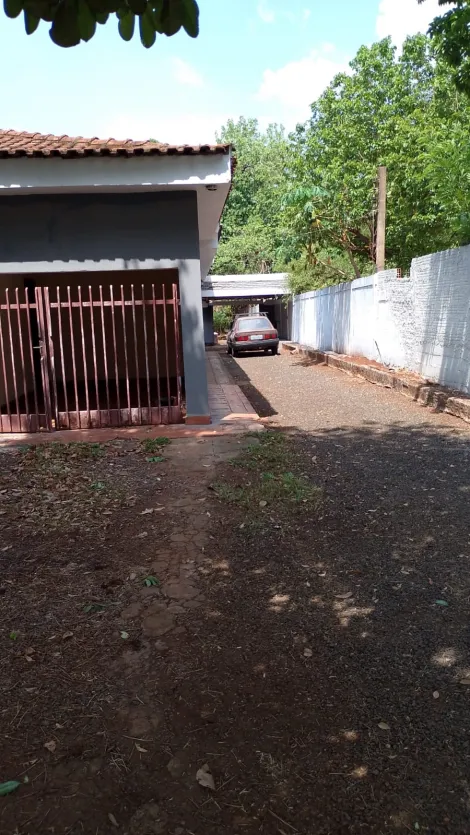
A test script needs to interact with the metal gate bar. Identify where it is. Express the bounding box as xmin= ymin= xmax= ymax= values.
xmin=24 ymin=288 xmax=40 ymax=425
xmin=89 ymin=284 xmax=100 ymax=428
xmin=56 ymin=286 xmax=69 ymax=426
xmin=142 ymin=282 xmax=151 ymax=419
xmin=47 ymin=282 xmax=183 ymax=430
xmin=99 ymin=285 xmax=111 ymax=417
xmin=0 ymin=287 xmax=50 ymax=432
xmin=0 ymin=281 xmax=183 ymax=433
